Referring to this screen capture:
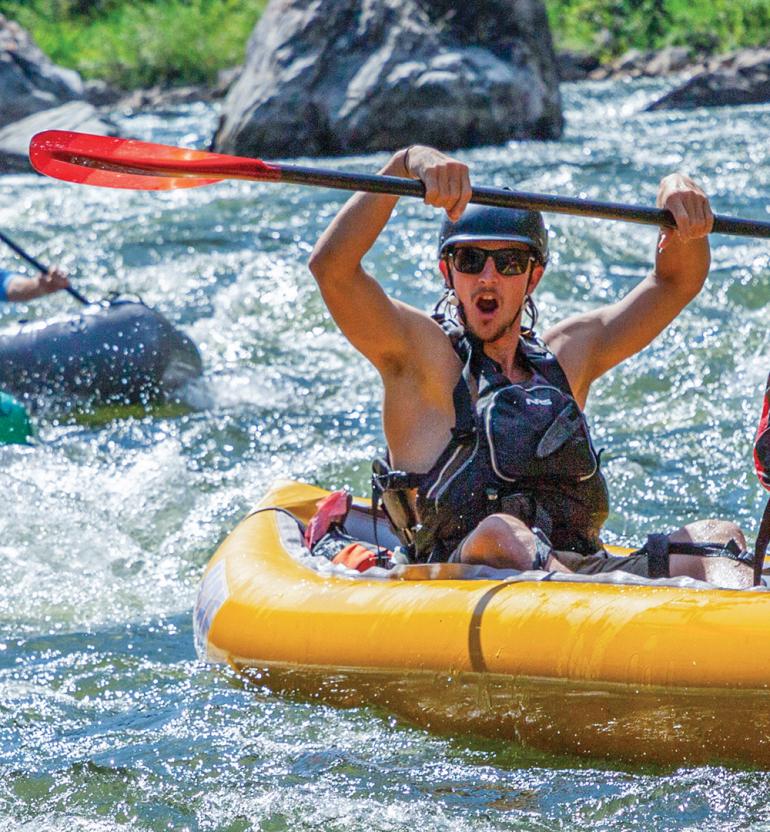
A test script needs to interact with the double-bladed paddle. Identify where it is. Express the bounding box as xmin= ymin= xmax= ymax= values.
xmin=0 ymin=228 xmax=89 ymax=305
xmin=28 ymin=129 xmax=770 ymax=239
